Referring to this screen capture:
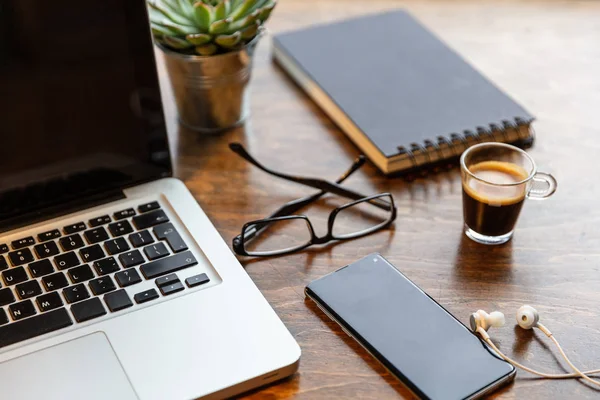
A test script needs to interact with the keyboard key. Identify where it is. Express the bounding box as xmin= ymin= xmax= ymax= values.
xmin=71 ymin=298 xmax=106 ymax=323
xmin=11 ymin=237 xmax=35 ymax=250
xmin=134 ymin=288 xmax=159 ymax=304
xmin=0 ymin=287 xmax=16 ymax=306
xmin=89 ymin=215 xmax=111 ymax=227
xmin=54 ymin=251 xmax=80 ymax=270
xmin=0 ymin=255 xmax=7 ymax=271
xmin=79 ymin=245 xmax=105 ymax=263
xmin=155 ymin=273 xmax=179 ymax=287
xmin=186 ymin=273 xmax=210 ymax=288
xmin=38 ymin=229 xmax=61 ymax=242
xmin=59 ymin=234 xmax=85 ymax=251
xmin=108 ymin=220 xmax=134 ymax=237
xmin=129 ymin=230 xmax=154 ymax=248
xmin=138 ymin=201 xmax=160 ymax=213
xmin=115 ymin=269 xmax=142 ymax=288
xmin=37 ymin=292 xmax=64 ymax=312
xmin=63 ymin=284 xmax=90 ymax=304
xmin=34 ymin=241 xmax=60 ymax=259
xmin=114 ymin=208 xmax=136 ymax=220
xmin=89 ymin=276 xmax=116 ymax=296
xmin=8 ymin=248 xmax=34 ymax=266
xmin=160 ymin=281 xmax=184 ymax=296
xmin=42 ymin=272 xmax=69 ymax=292
xmin=0 ymin=309 xmax=7 ymax=326
xmin=68 ymin=264 xmax=95 ymax=284
xmin=29 ymin=259 xmax=54 ymax=278
xmin=64 ymin=222 xmax=86 ymax=234
xmin=9 ymin=300 xmax=36 ymax=321
xmin=104 ymin=289 xmax=133 ymax=312
xmin=0 ymin=308 xmax=72 ymax=348
xmin=154 ymin=223 xmax=188 ymax=253
xmin=132 ymin=209 xmax=169 ymax=230
xmin=84 ymin=227 xmax=109 ymax=244
xmin=16 ymin=280 xmax=42 ymax=300
xmin=104 ymin=237 xmax=130 ymax=255
xmin=93 ymin=257 xmax=120 ymax=276
xmin=118 ymin=250 xmax=145 ymax=268
xmin=144 ymin=242 xmax=169 ymax=261
xmin=140 ymin=251 xmax=198 ymax=279
xmin=0 ymin=244 xmax=8 ymax=253
xmin=3 ymin=267 xmax=28 ymax=286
